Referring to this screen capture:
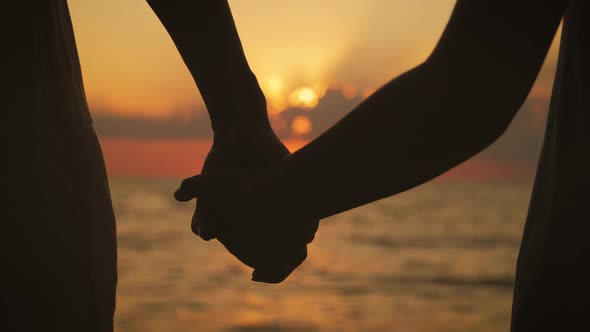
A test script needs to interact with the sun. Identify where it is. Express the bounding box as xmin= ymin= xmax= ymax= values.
xmin=297 ymin=87 xmax=317 ymax=105
xmin=288 ymin=87 xmax=319 ymax=109
xmin=261 ymin=75 xmax=288 ymax=114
